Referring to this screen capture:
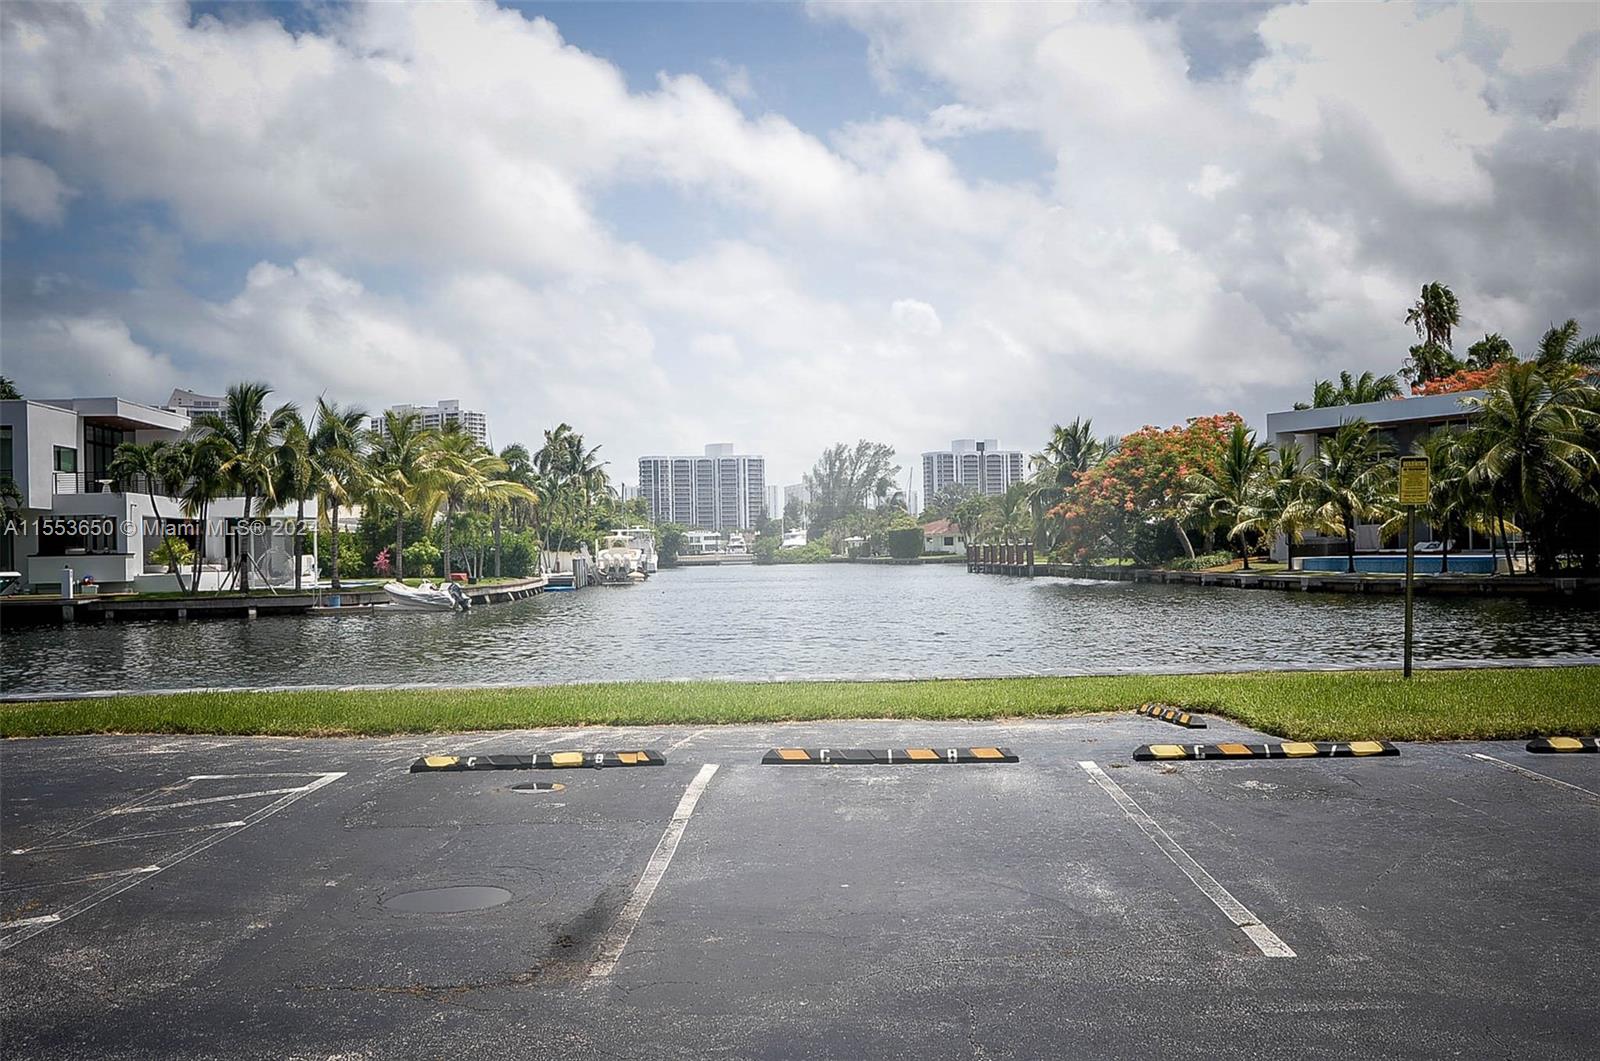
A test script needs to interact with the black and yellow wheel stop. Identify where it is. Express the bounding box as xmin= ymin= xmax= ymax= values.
xmin=1525 ymin=737 xmax=1598 ymax=753
xmin=1134 ymin=703 xmax=1207 ymax=729
xmin=1133 ymin=741 xmax=1398 ymax=762
xmin=760 ymin=747 xmax=1018 ymax=765
xmin=410 ymin=750 xmax=665 ymax=772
